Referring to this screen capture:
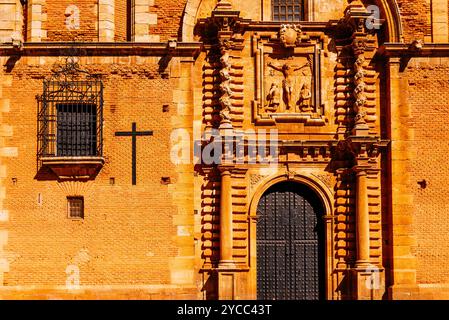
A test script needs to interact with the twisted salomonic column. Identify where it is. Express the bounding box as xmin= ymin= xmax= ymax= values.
xmin=352 ymin=38 xmax=368 ymax=129
xmin=218 ymin=39 xmax=233 ymax=128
